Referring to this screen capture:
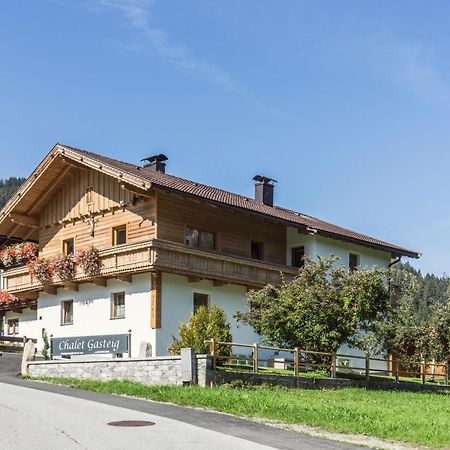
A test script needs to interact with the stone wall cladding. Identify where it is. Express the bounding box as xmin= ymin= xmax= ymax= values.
xmin=28 ymin=355 xmax=211 ymax=386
